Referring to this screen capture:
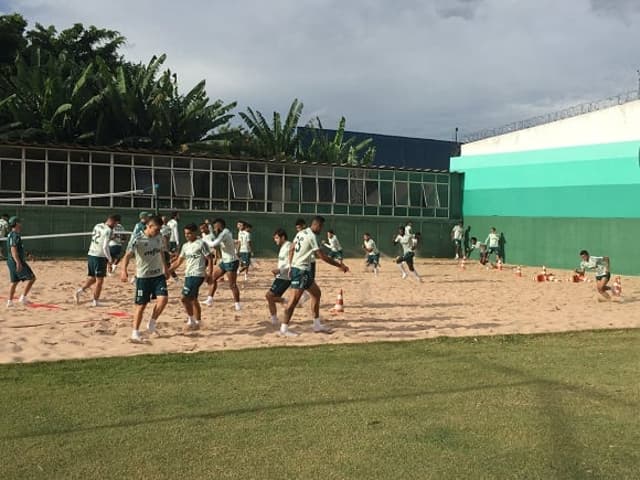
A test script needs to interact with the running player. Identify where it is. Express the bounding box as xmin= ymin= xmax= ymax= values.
xmin=265 ymin=228 xmax=291 ymax=326
xmin=363 ymin=232 xmax=380 ymax=275
xmin=323 ymin=230 xmax=343 ymax=263
xmin=203 ymin=218 xmax=241 ymax=310
xmin=280 ymin=216 xmax=349 ymax=337
xmin=577 ymin=250 xmax=612 ymax=301
xmin=120 ymin=215 xmax=169 ymax=343
xmin=236 ymin=220 xmax=252 ymax=280
xmin=167 ymin=211 xmax=180 ymax=253
xmin=5 ymin=217 xmax=36 ymax=307
xmin=394 ymin=226 xmax=422 ymax=281
xmin=169 ymin=223 xmax=213 ymax=329
xmin=74 ymin=214 xmax=118 ymax=307
xmin=108 ymin=216 xmax=126 ymax=274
